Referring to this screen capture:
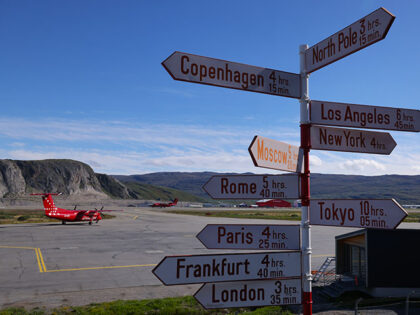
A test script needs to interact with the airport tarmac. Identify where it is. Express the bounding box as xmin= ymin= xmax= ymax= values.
xmin=0 ymin=207 xmax=416 ymax=310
